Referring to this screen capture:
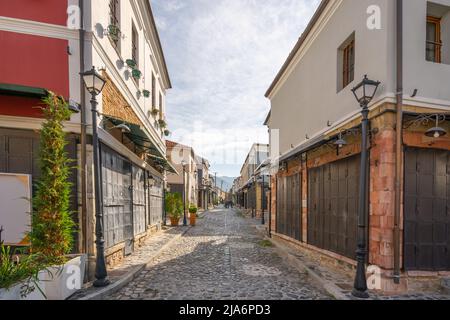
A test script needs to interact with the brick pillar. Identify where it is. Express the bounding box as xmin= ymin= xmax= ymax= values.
xmin=369 ymin=113 xmax=407 ymax=292
xmin=270 ymin=175 xmax=277 ymax=234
